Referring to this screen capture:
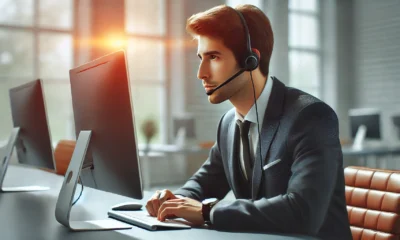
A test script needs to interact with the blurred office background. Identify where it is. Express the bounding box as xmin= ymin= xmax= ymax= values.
xmin=0 ymin=0 xmax=400 ymax=188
